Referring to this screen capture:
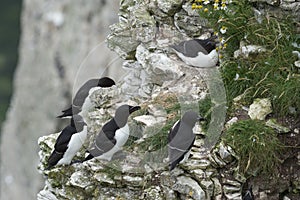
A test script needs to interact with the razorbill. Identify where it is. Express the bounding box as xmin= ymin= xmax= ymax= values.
xmin=57 ymin=77 xmax=115 ymax=118
xmin=243 ymin=186 xmax=254 ymax=200
xmin=47 ymin=115 xmax=87 ymax=169
xmin=168 ymin=111 xmax=205 ymax=171
xmin=83 ymin=104 xmax=141 ymax=162
xmin=171 ymin=36 xmax=219 ymax=68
